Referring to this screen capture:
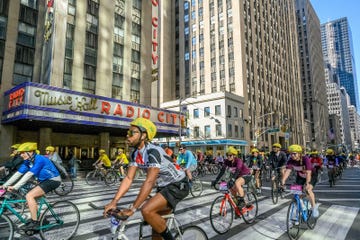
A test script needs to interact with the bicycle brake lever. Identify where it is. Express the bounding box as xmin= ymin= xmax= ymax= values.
xmin=107 ymin=209 xmax=129 ymax=221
